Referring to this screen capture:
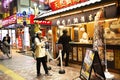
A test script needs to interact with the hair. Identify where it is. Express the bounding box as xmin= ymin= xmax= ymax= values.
xmin=2 ymin=37 xmax=7 ymax=42
xmin=62 ymin=29 xmax=67 ymax=34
